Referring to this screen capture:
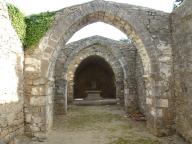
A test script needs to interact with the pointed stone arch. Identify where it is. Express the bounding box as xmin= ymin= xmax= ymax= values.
xmin=55 ymin=36 xmax=134 ymax=114
xmin=24 ymin=0 xmax=173 ymax=138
